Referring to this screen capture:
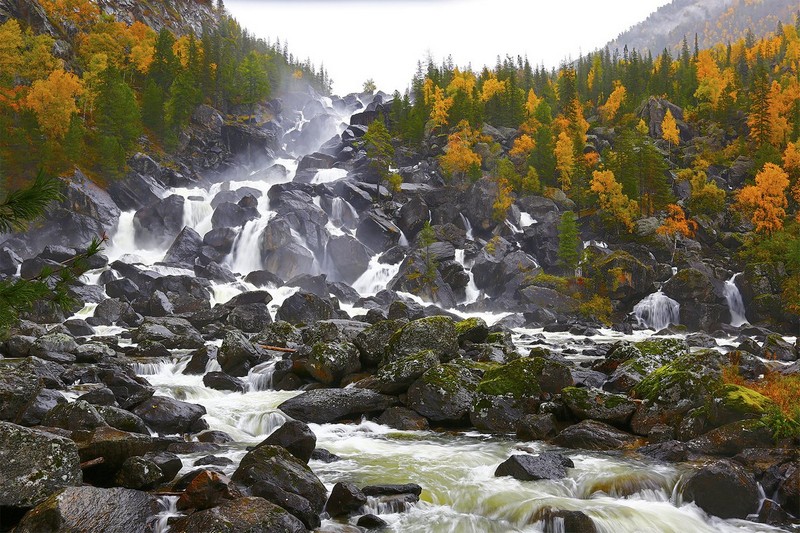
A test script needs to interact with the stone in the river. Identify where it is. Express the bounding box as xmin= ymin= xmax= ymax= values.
xmin=232 ymin=445 xmax=327 ymax=515
xmin=257 ymin=419 xmax=316 ymax=463
xmin=20 ymin=388 xmax=67 ymax=426
xmin=13 ymin=486 xmax=158 ymax=533
xmin=494 ymin=452 xmax=574 ymax=481
xmin=553 ymin=420 xmax=639 ymax=450
xmin=277 ymin=388 xmax=396 ymax=424
xmin=369 ymin=349 xmax=439 ymax=394
xmin=0 ymin=422 xmax=82 ymax=508
xmin=304 ymin=341 xmax=361 ymax=385
xmin=131 ymin=396 xmax=206 ymax=435
xmin=353 ymin=318 xmax=407 ymax=367
xmin=217 ymin=329 xmax=261 ymax=377
xmin=385 ymin=316 xmax=459 ymax=364
xmin=561 ymin=387 xmax=637 ymax=426
xmin=681 ymin=459 xmax=759 ymax=519
xmin=407 ymin=363 xmax=479 ymax=423
xmin=41 ymin=399 xmax=108 ymax=431
xmin=533 ymin=508 xmax=598 ymax=533
xmin=176 ymin=470 xmax=240 ymax=511
xmin=276 ymin=291 xmax=337 ymax=325
xmin=114 ymin=456 xmax=163 ymax=490
xmin=170 ymin=496 xmax=307 ymax=533
xmin=516 ymin=413 xmax=558 ymax=441
xmin=142 ymin=451 xmax=182 ymax=482
xmin=203 ymin=371 xmax=246 ymax=393
xmin=325 ymin=482 xmax=367 ymax=517
xmin=376 ymin=407 xmax=430 ymax=431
